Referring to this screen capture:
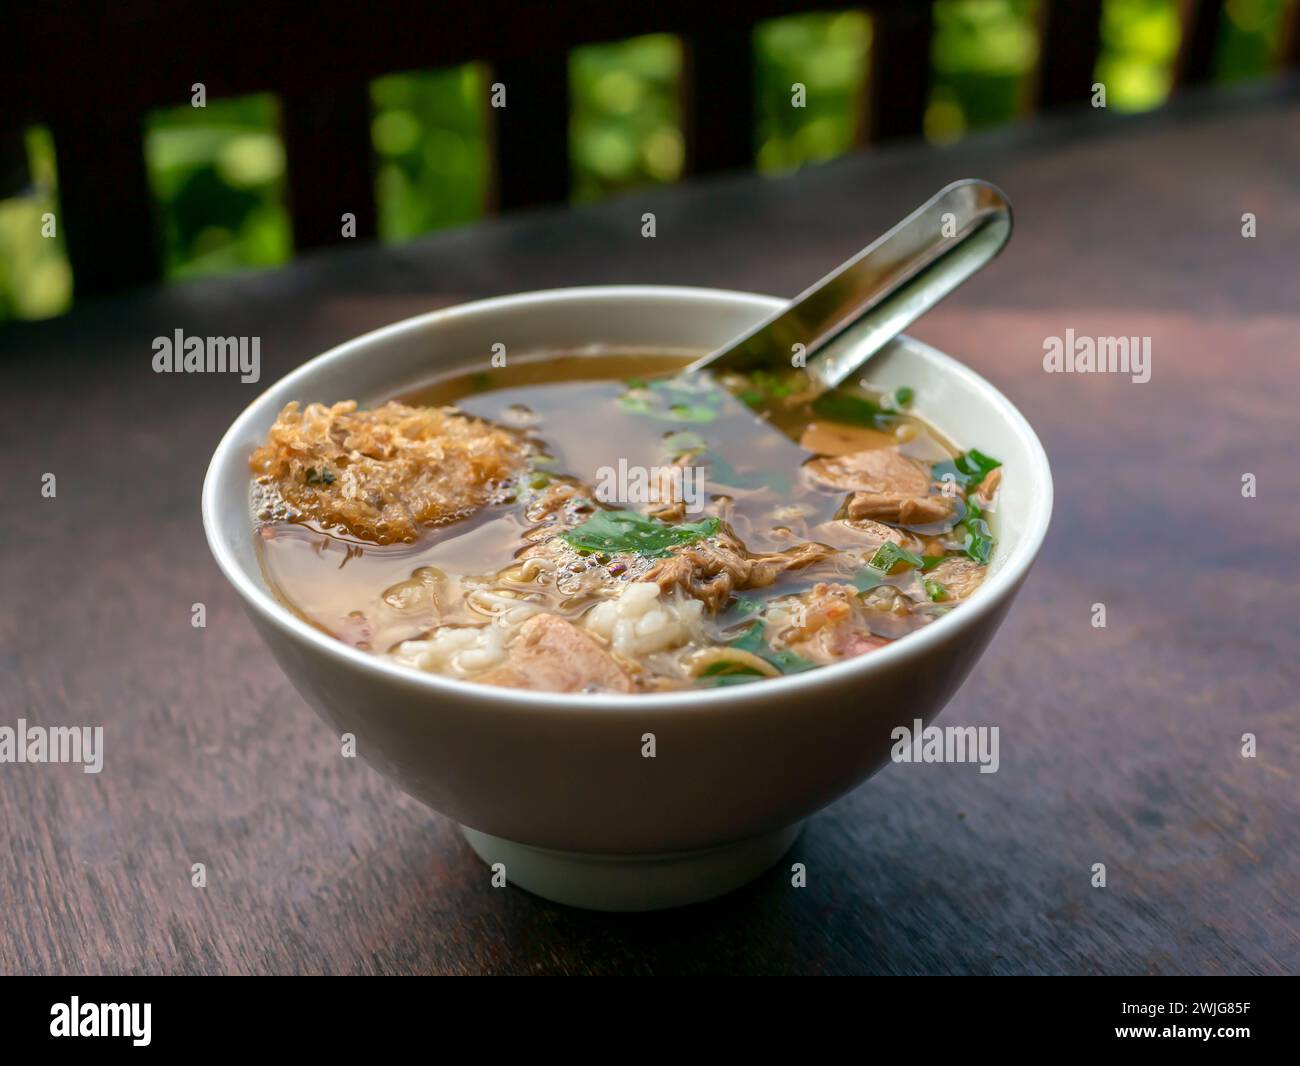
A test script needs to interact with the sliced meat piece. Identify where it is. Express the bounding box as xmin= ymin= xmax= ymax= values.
xmin=250 ymin=401 xmax=524 ymax=544
xmin=638 ymin=526 xmax=834 ymax=612
xmin=923 ymin=557 xmax=987 ymax=601
xmin=845 ymin=491 xmax=953 ymax=525
xmin=812 ymin=517 xmax=923 ymax=555
xmin=799 ymin=421 xmax=897 ymax=456
xmin=746 ymin=541 xmax=833 ymax=586
xmin=807 ymin=446 xmax=953 ymax=527
xmin=804 ymin=447 xmax=931 ymax=496
xmin=477 ymin=613 xmax=635 ymax=694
